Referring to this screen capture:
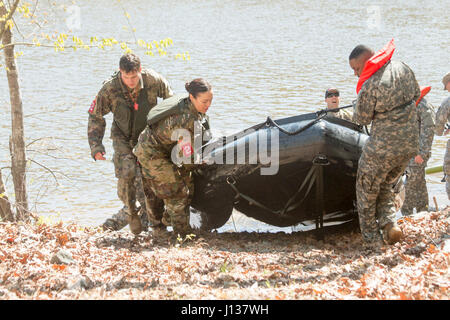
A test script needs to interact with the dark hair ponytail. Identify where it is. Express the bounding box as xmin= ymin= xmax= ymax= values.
xmin=185 ymin=78 xmax=212 ymax=98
